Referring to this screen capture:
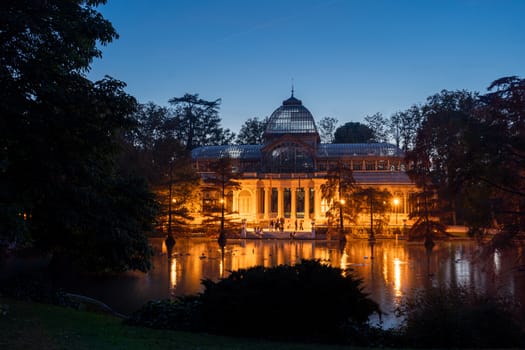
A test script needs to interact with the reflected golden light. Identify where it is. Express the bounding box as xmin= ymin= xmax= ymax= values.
xmin=170 ymin=257 xmax=177 ymax=290
xmin=493 ymin=249 xmax=501 ymax=275
xmin=340 ymin=251 xmax=348 ymax=276
xmin=219 ymin=251 xmax=224 ymax=278
xmin=340 ymin=199 xmax=345 ymax=205
xmin=394 ymin=258 xmax=402 ymax=297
